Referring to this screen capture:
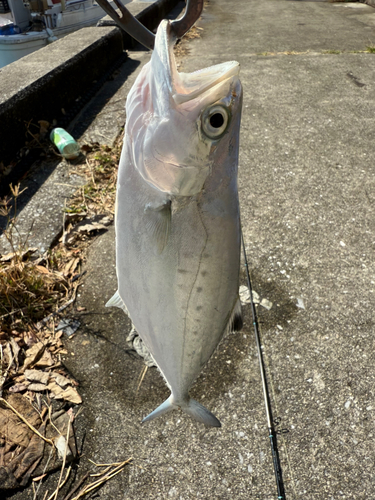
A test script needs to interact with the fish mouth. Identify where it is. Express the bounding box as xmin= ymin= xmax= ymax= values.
xmin=158 ymin=20 xmax=240 ymax=105
xmin=172 ymin=60 xmax=240 ymax=105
